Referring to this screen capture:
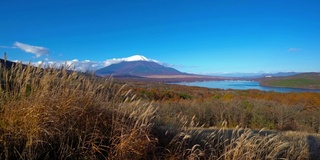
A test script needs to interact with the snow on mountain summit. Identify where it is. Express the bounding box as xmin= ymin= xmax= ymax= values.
xmin=96 ymin=56 xmax=185 ymax=76
xmin=103 ymin=55 xmax=159 ymax=67
xmin=124 ymin=55 xmax=149 ymax=62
